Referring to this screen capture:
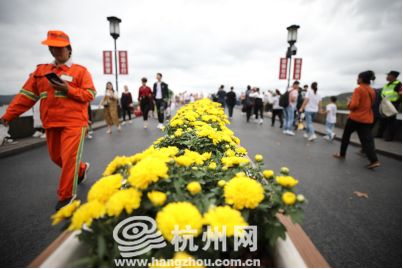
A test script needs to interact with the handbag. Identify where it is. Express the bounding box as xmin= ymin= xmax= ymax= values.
xmin=379 ymin=97 xmax=398 ymax=117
